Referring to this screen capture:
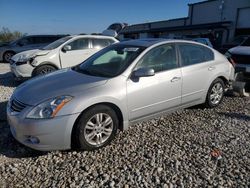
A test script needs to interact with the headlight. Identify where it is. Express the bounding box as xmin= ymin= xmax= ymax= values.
xmin=26 ymin=96 xmax=73 ymax=119
xmin=18 ymin=54 xmax=36 ymax=62
xmin=29 ymin=57 xmax=37 ymax=66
